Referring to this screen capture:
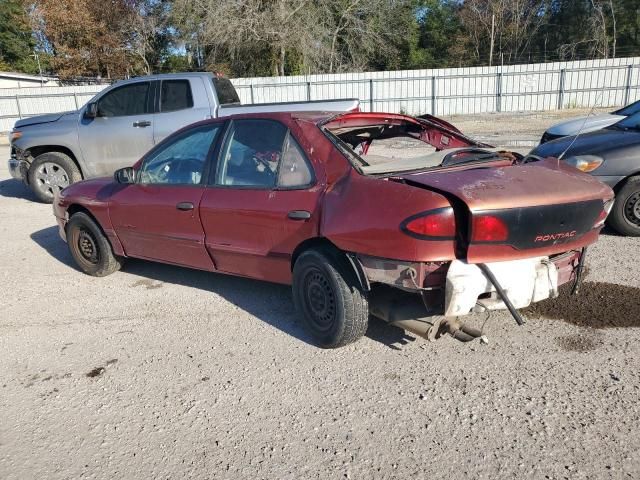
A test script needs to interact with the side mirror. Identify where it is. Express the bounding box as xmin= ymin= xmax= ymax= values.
xmin=114 ymin=167 xmax=135 ymax=184
xmin=84 ymin=102 xmax=98 ymax=119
